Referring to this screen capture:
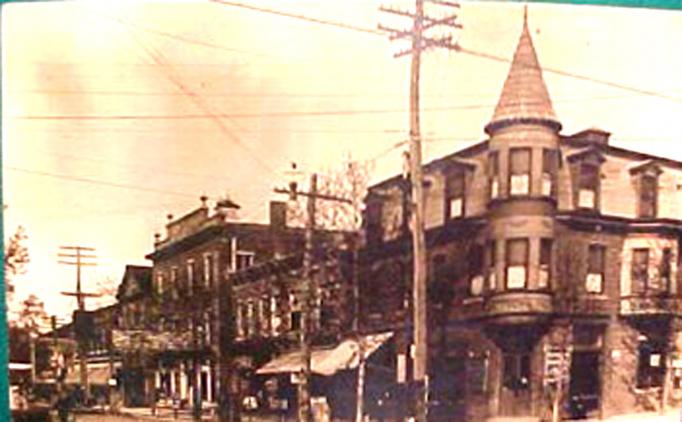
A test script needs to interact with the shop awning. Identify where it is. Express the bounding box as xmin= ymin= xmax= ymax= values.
xmin=9 ymin=362 xmax=32 ymax=371
xmin=65 ymin=362 xmax=119 ymax=385
xmin=257 ymin=332 xmax=393 ymax=376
